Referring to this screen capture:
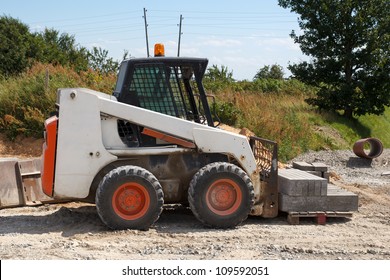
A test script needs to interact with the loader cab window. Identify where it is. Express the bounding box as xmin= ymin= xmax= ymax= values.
xmin=129 ymin=64 xmax=180 ymax=117
xmin=113 ymin=61 xmax=128 ymax=97
xmin=116 ymin=59 xmax=215 ymax=147
xmin=127 ymin=63 xmax=209 ymax=124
